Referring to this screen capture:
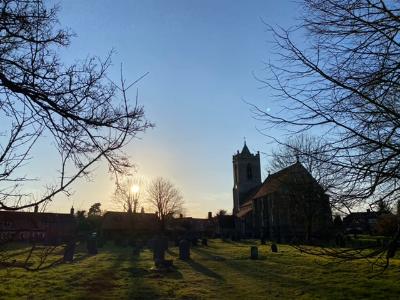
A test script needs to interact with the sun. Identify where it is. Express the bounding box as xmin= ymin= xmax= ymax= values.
xmin=131 ymin=184 xmax=140 ymax=194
